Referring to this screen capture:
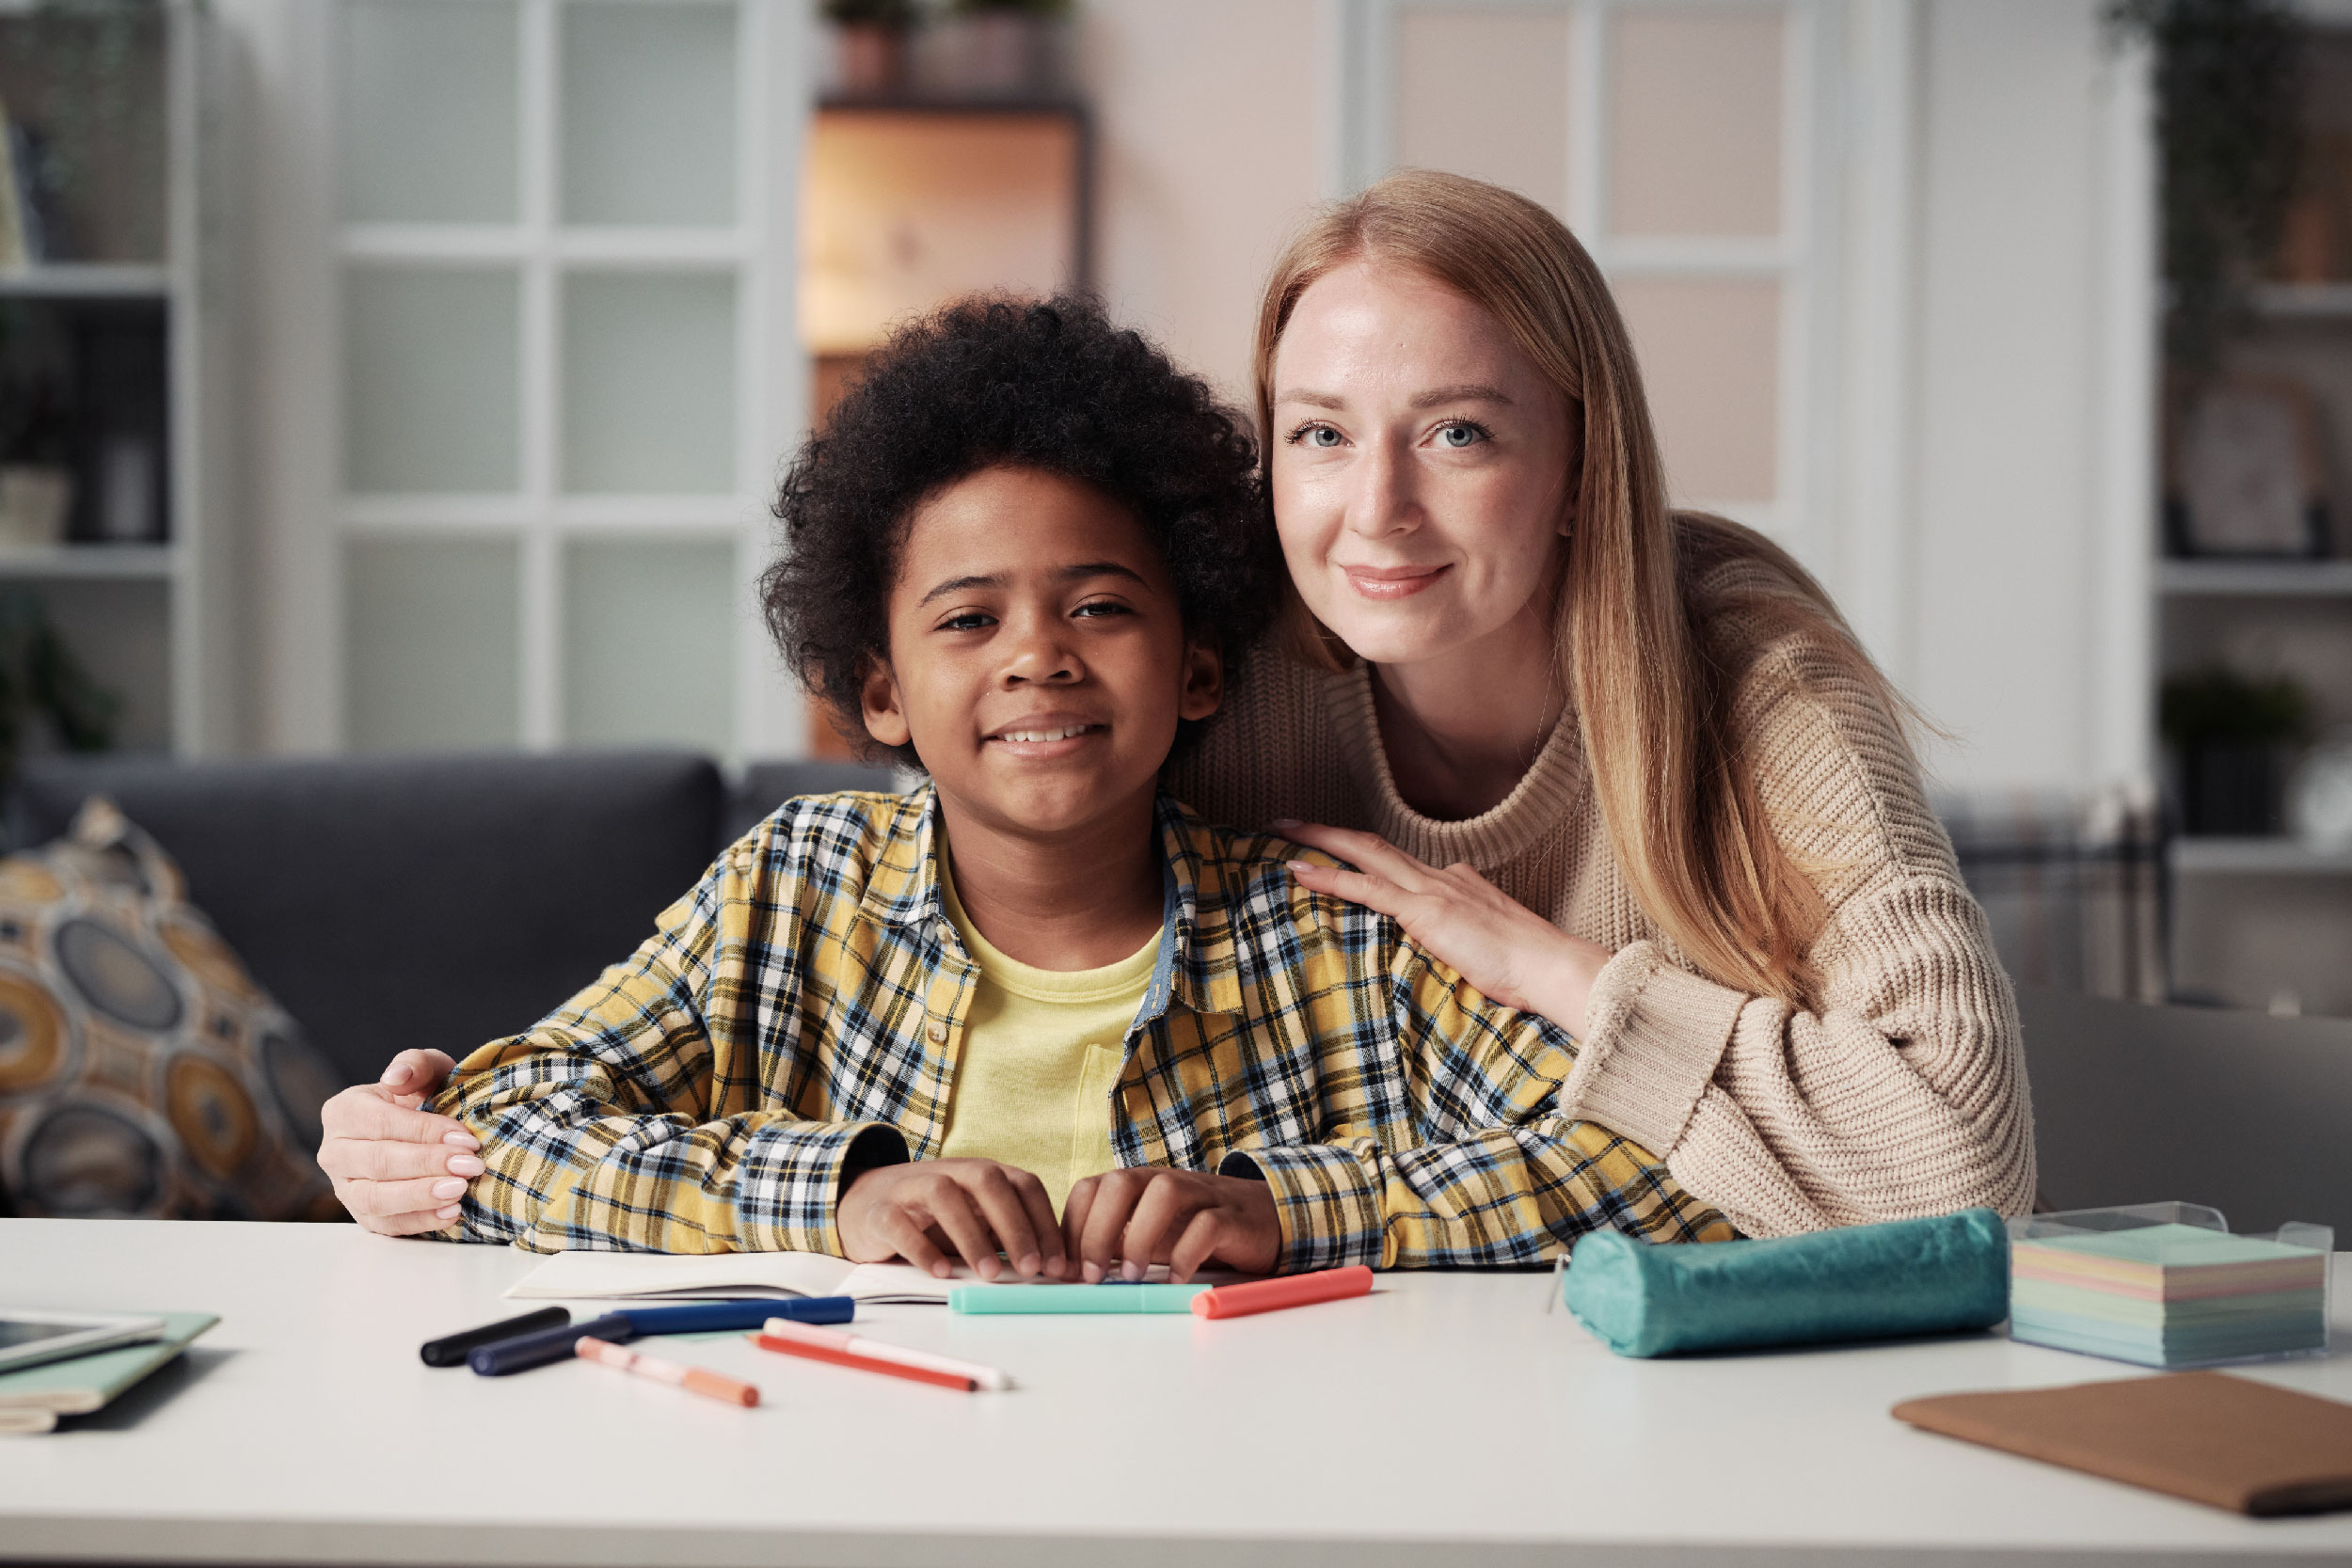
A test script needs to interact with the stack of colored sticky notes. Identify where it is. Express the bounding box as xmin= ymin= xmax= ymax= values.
xmin=2010 ymin=1223 xmax=2328 ymax=1369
